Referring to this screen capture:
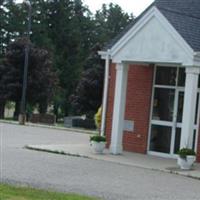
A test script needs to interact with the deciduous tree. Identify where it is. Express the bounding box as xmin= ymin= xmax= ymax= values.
xmin=1 ymin=38 xmax=58 ymax=118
